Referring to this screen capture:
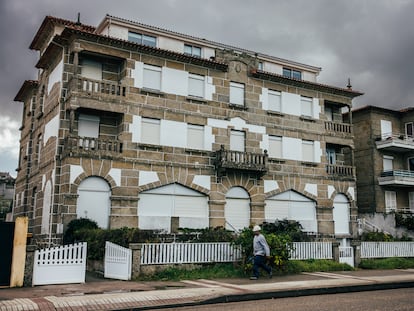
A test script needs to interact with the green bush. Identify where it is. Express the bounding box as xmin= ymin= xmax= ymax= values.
xmin=63 ymin=218 xmax=99 ymax=244
xmin=359 ymin=258 xmax=414 ymax=269
xmin=396 ymin=212 xmax=414 ymax=231
xmin=177 ymin=227 xmax=235 ymax=242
